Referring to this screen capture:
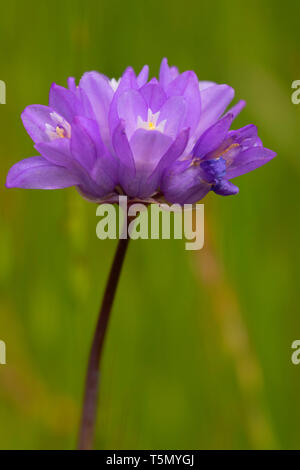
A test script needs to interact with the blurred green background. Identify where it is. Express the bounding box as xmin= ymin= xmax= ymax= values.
xmin=0 ymin=0 xmax=299 ymax=450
